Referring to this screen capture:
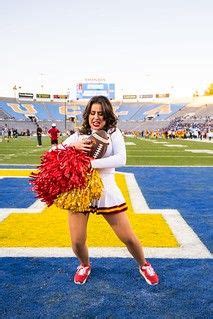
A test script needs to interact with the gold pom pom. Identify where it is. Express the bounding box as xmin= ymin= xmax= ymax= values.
xmin=54 ymin=169 xmax=103 ymax=213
